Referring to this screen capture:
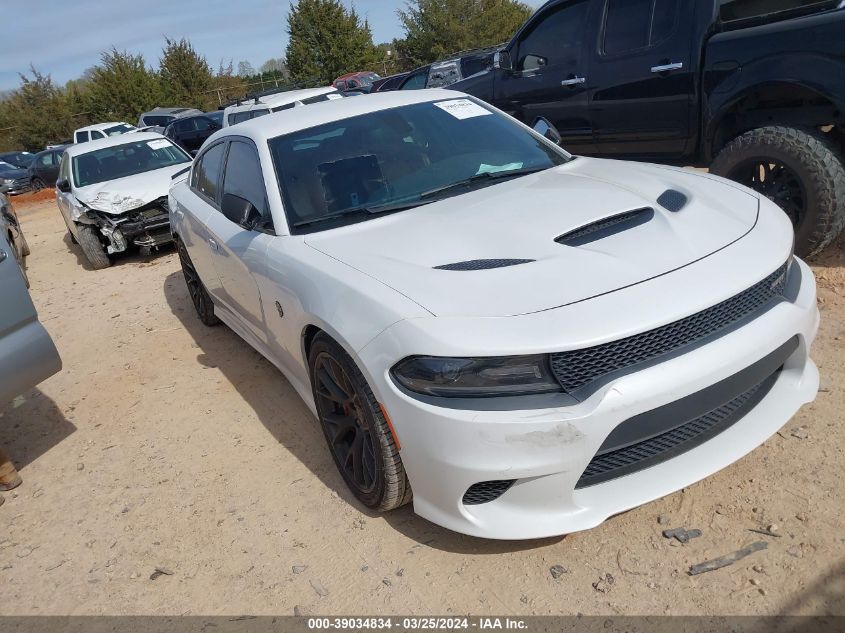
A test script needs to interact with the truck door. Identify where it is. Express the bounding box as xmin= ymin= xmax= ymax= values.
xmin=493 ymin=0 xmax=596 ymax=154
xmin=588 ymin=0 xmax=694 ymax=157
